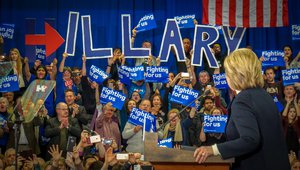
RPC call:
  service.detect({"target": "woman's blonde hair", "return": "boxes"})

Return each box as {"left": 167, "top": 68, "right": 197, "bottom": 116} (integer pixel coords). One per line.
{"left": 9, "top": 48, "right": 23, "bottom": 74}
{"left": 168, "top": 108, "right": 180, "bottom": 120}
{"left": 224, "top": 48, "right": 264, "bottom": 90}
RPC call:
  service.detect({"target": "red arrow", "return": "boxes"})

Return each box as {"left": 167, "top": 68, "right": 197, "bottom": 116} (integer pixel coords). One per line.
{"left": 25, "top": 22, "right": 65, "bottom": 57}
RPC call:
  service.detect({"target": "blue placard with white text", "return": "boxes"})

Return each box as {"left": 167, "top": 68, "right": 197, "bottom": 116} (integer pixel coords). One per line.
{"left": 282, "top": 68, "right": 300, "bottom": 86}
{"left": 128, "top": 107, "right": 156, "bottom": 132}
{"left": 174, "top": 14, "right": 195, "bottom": 29}
{"left": 213, "top": 73, "right": 228, "bottom": 89}
{"left": 117, "top": 66, "right": 131, "bottom": 86}
{"left": 0, "top": 23, "right": 14, "bottom": 39}
{"left": 145, "top": 66, "right": 168, "bottom": 83}
{"left": 0, "top": 75, "right": 19, "bottom": 92}
{"left": 36, "top": 46, "right": 46, "bottom": 65}
{"left": 88, "top": 65, "right": 109, "bottom": 84}
{"left": 291, "top": 24, "right": 300, "bottom": 41}
{"left": 261, "top": 50, "right": 285, "bottom": 67}
{"left": 129, "top": 65, "right": 144, "bottom": 81}
{"left": 203, "top": 115, "right": 228, "bottom": 133}
{"left": 273, "top": 96, "right": 284, "bottom": 113}
{"left": 136, "top": 13, "right": 157, "bottom": 32}
{"left": 100, "top": 87, "right": 126, "bottom": 110}
{"left": 170, "top": 85, "right": 200, "bottom": 107}
{"left": 158, "top": 138, "right": 173, "bottom": 148}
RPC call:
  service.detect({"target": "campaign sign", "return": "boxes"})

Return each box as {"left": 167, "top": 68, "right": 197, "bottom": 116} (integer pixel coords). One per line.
{"left": 273, "top": 96, "right": 284, "bottom": 113}
{"left": 100, "top": 87, "right": 126, "bottom": 110}
{"left": 136, "top": 13, "right": 157, "bottom": 32}
{"left": 0, "top": 23, "right": 14, "bottom": 39}
{"left": 88, "top": 65, "right": 109, "bottom": 84}
{"left": 128, "top": 107, "right": 156, "bottom": 132}
{"left": 158, "top": 137, "right": 173, "bottom": 148}
{"left": 117, "top": 66, "right": 131, "bottom": 86}
{"left": 282, "top": 68, "right": 300, "bottom": 86}
{"left": 145, "top": 66, "right": 168, "bottom": 83}
{"left": 170, "top": 85, "right": 200, "bottom": 107}
{"left": 174, "top": 14, "right": 195, "bottom": 29}
{"left": 261, "top": 50, "right": 285, "bottom": 67}
{"left": 36, "top": 46, "right": 46, "bottom": 64}
{"left": 0, "top": 75, "right": 19, "bottom": 92}
{"left": 129, "top": 66, "right": 144, "bottom": 81}
{"left": 203, "top": 115, "right": 228, "bottom": 133}
{"left": 212, "top": 73, "right": 228, "bottom": 89}
{"left": 292, "top": 24, "right": 300, "bottom": 41}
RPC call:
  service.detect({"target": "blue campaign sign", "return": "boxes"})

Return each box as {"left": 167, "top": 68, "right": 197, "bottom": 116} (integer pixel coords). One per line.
{"left": 273, "top": 96, "right": 284, "bottom": 113}
{"left": 88, "top": 65, "right": 109, "bottom": 84}
{"left": 35, "top": 46, "right": 47, "bottom": 65}
{"left": 0, "top": 23, "right": 15, "bottom": 39}
{"left": 158, "top": 137, "right": 173, "bottom": 148}
{"left": 261, "top": 50, "right": 285, "bottom": 67}
{"left": 212, "top": 73, "right": 228, "bottom": 89}
{"left": 129, "top": 65, "right": 144, "bottom": 81}
{"left": 117, "top": 66, "right": 131, "bottom": 85}
{"left": 174, "top": 14, "right": 195, "bottom": 29}
{"left": 282, "top": 68, "right": 300, "bottom": 86}
{"left": 291, "top": 24, "right": 300, "bottom": 41}
{"left": 136, "top": 13, "right": 157, "bottom": 32}
{"left": 170, "top": 85, "right": 200, "bottom": 107}
{"left": 203, "top": 115, "right": 228, "bottom": 133}
{"left": 0, "top": 75, "right": 19, "bottom": 92}
{"left": 145, "top": 66, "right": 169, "bottom": 83}
{"left": 100, "top": 87, "right": 127, "bottom": 110}
{"left": 128, "top": 108, "right": 156, "bottom": 132}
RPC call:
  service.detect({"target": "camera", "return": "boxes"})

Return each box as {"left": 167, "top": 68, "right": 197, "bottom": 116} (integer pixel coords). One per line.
{"left": 181, "top": 72, "right": 190, "bottom": 78}
{"left": 102, "top": 138, "right": 113, "bottom": 145}
{"left": 116, "top": 153, "right": 129, "bottom": 160}
{"left": 87, "top": 135, "right": 102, "bottom": 144}
{"left": 72, "top": 72, "right": 81, "bottom": 77}
{"left": 67, "top": 136, "right": 77, "bottom": 152}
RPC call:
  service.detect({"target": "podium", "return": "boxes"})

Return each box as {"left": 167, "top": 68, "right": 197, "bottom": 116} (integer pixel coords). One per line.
{"left": 144, "top": 132, "right": 234, "bottom": 170}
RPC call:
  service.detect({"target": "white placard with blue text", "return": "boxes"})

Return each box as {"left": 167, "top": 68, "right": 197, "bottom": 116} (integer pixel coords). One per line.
{"left": 128, "top": 107, "right": 156, "bottom": 132}
{"left": 213, "top": 73, "right": 228, "bottom": 89}
{"left": 100, "top": 87, "right": 126, "bottom": 110}
{"left": 174, "top": 14, "right": 195, "bottom": 29}
{"left": 0, "top": 75, "right": 19, "bottom": 92}
{"left": 261, "top": 50, "right": 285, "bottom": 67}
{"left": 282, "top": 68, "right": 300, "bottom": 86}
{"left": 136, "top": 13, "right": 157, "bottom": 32}
{"left": 145, "top": 66, "right": 168, "bottom": 83}
{"left": 292, "top": 24, "right": 300, "bottom": 41}
{"left": 203, "top": 115, "right": 228, "bottom": 133}
{"left": 129, "top": 65, "right": 144, "bottom": 81}
{"left": 0, "top": 23, "right": 14, "bottom": 39}
{"left": 88, "top": 65, "right": 109, "bottom": 84}
{"left": 158, "top": 137, "right": 173, "bottom": 148}
{"left": 170, "top": 85, "right": 200, "bottom": 107}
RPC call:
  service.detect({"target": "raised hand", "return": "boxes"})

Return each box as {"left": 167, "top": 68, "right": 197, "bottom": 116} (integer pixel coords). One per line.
{"left": 48, "top": 145, "right": 63, "bottom": 162}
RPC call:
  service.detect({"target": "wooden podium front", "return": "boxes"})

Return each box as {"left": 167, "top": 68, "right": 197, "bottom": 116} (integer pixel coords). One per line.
{"left": 144, "top": 132, "right": 234, "bottom": 170}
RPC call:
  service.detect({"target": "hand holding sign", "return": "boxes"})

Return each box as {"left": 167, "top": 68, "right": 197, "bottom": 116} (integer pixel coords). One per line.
{"left": 134, "top": 125, "right": 142, "bottom": 133}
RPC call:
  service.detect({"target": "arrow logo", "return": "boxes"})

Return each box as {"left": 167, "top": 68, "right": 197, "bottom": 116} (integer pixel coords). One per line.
{"left": 25, "top": 22, "right": 65, "bottom": 57}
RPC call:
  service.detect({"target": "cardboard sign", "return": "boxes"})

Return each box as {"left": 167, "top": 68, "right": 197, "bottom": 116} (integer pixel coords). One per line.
{"left": 282, "top": 68, "right": 300, "bottom": 86}
{"left": 117, "top": 66, "right": 131, "bottom": 85}
{"left": 0, "top": 23, "right": 14, "bottom": 39}
{"left": 273, "top": 96, "right": 284, "bottom": 113}
{"left": 170, "top": 85, "right": 200, "bottom": 107}
{"left": 145, "top": 66, "right": 168, "bottom": 83}
{"left": 0, "top": 75, "right": 19, "bottom": 92}
{"left": 261, "top": 50, "right": 285, "bottom": 67}
{"left": 136, "top": 13, "right": 157, "bottom": 32}
{"left": 128, "top": 107, "right": 156, "bottom": 132}
{"left": 129, "top": 65, "right": 144, "bottom": 81}
{"left": 213, "top": 73, "right": 228, "bottom": 89}
{"left": 292, "top": 24, "right": 300, "bottom": 41}
{"left": 88, "top": 65, "right": 109, "bottom": 84}
{"left": 174, "top": 14, "right": 195, "bottom": 29}
{"left": 100, "top": 87, "right": 126, "bottom": 110}
{"left": 158, "top": 137, "right": 173, "bottom": 148}
{"left": 203, "top": 115, "right": 228, "bottom": 133}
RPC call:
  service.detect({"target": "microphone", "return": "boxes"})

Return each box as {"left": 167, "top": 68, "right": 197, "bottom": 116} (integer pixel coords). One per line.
{"left": 157, "top": 90, "right": 211, "bottom": 131}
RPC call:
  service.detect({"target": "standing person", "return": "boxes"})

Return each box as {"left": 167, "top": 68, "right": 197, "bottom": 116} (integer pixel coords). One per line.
{"left": 194, "top": 48, "right": 290, "bottom": 169}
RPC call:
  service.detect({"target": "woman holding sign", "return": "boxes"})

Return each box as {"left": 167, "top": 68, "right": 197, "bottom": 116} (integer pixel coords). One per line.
{"left": 194, "top": 49, "right": 290, "bottom": 169}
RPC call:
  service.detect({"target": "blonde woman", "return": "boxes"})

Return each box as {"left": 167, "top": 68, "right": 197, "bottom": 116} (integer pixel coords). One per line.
{"left": 162, "top": 109, "right": 183, "bottom": 146}
{"left": 9, "top": 48, "right": 25, "bottom": 89}
{"left": 194, "top": 48, "right": 290, "bottom": 169}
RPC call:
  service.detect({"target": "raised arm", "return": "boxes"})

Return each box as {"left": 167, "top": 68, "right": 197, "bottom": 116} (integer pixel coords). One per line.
{"left": 50, "top": 58, "right": 58, "bottom": 80}
{"left": 59, "top": 52, "right": 68, "bottom": 72}
{"left": 23, "top": 57, "right": 31, "bottom": 82}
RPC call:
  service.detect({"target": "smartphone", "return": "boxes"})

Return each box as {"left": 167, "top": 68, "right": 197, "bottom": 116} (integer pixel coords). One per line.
{"left": 181, "top": 72, "right": 190, "bottom": 78}
{"left": 87, "top": 135, "right": 102, "bottom": 144}
{"left": 66, "top": 136, "right": 77, "bottom": 152}
{"left": 20, "top": 150, "right": 33, "bottom": 160}
{"left": 116, "top": 153, "right": 129, "bottom": 160}
{"left": 102, "top": 138, "right": 113, "bottom": 145}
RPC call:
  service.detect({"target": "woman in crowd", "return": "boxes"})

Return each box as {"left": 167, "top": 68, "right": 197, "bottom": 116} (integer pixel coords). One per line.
{"left": 162, "top": 109, "right": 183, "bottom": 146}
{"left": 9, "top": 48, "right": 25, "bottom": 92}
{"left": 150, "top": 93, "right": 166, "bottom": 126}
{"left": 0, "top": 97, "right": 10, "bottom": 154}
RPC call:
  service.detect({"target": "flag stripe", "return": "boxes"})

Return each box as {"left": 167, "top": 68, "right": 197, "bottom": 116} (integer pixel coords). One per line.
{"left": 282, "top": 0, "right": 289, "bottom": 26}
{"left": 222, "top": 0, "right": 230, "bottom": 26}
{"left": 215, "top": 0, "right": 223, "bottom": 25}
{"left": 236, "top": 0, "right": 243, "bottom": 27}
{"left": 263, "top": 0, "right": 270, "bottom": 27}
{"left": 256, "top": 0, "right": 264, "bottom": 27}
{"left": 277, "top": 0, "right": 283, "bottom": 26}
{"left": 243, "top": 0, "right": 250, "bottom": 27}
{"left": 202, "top": 0, "right": 209, "bottom": 24}
{"left": 249, "top": 0, "right": 257, "bottom": 27}
{"left": 270, "top": 0, "right": 277, "bottom": 27}
{"left": 209, "top": 0, "right": 216, "bottom": 25}
{"left": 229, "top": 0, "right": 236, "bottom": 26}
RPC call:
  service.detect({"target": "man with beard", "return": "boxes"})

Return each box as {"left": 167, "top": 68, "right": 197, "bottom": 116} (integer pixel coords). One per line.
{"left": 263, "top": 67, "right": 283, "bottom": 100}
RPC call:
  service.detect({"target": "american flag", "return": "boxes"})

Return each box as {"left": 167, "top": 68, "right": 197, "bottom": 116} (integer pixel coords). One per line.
{"left": 202, "top": 0, "right": 289, "bottom": 27}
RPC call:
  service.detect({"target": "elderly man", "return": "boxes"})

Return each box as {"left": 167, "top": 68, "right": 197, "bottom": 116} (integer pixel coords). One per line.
{"left": 45, "top": 102, "right": 81, "bottom": 159}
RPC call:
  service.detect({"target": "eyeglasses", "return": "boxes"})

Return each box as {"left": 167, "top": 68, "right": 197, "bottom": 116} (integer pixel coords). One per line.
{"left": 58, "top": 108, "right": 69, "bottom": 111}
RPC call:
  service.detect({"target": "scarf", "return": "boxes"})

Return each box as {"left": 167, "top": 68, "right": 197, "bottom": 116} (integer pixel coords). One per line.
{"left": 163, "top": 122, "right": 183, "bottom": 142}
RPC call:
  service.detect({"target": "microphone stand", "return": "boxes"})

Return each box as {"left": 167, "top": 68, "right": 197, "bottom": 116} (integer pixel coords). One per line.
{"left": 157, "top": 90, "right": 210, "bottom": 131}
{"left": 12, "top": 102, "right": 24, "bottom": 170}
